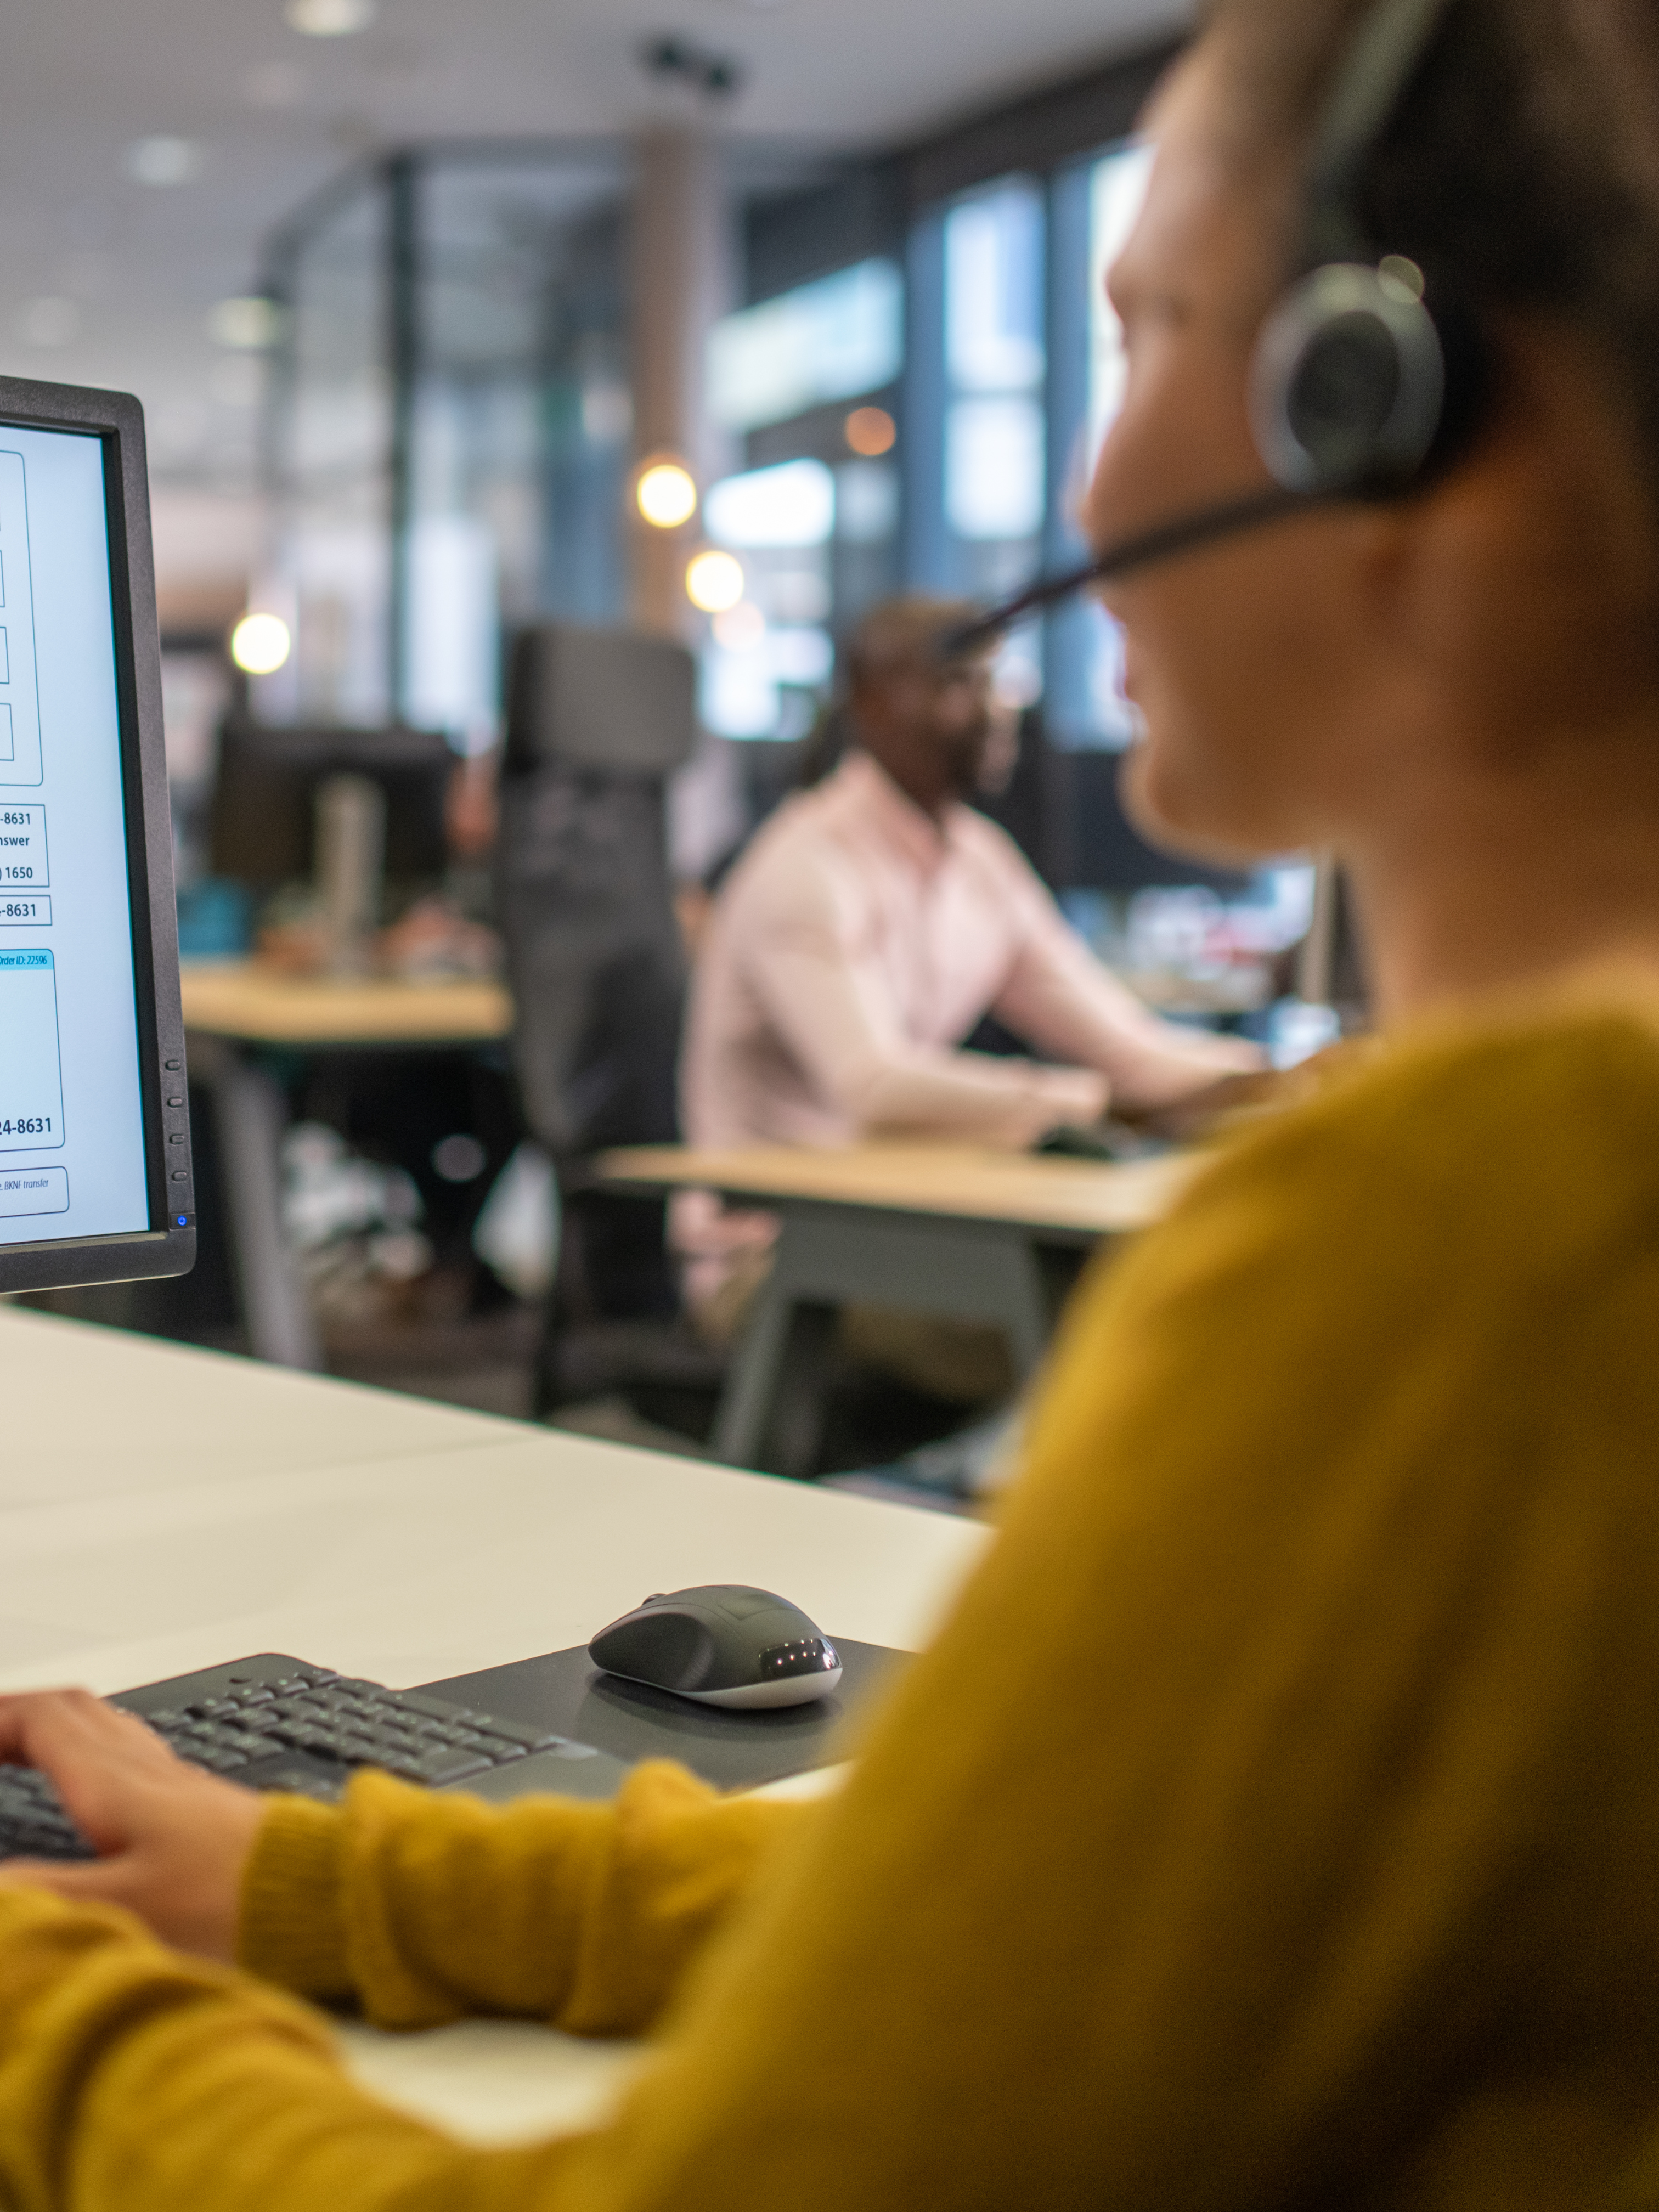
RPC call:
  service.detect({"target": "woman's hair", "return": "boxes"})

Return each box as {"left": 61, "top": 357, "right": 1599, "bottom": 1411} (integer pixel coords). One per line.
{"left": 1203, "top": 0, "right": 1659, "bottom": 493}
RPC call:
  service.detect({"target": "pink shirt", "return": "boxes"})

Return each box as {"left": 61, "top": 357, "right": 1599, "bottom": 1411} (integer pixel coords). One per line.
{"left": 681, "top": 751, "right": 1259, "bottom": 1155}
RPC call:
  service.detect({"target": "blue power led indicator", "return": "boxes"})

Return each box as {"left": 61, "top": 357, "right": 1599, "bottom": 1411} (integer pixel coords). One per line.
{"left": 176, "top": 1215, "right": 188, "bottom": 1227}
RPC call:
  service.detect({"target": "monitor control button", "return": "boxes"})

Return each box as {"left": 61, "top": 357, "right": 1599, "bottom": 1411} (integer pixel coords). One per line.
{"left": 164, "top": 1059, "right": 182, "bottom": 1071}
{"left": 170, "top": 1169, "right": 188, "bottom": 1182}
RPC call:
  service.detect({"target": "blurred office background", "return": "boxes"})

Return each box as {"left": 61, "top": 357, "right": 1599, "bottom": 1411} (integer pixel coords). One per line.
{"left": 1, "top": 0, "right": 1331, "bottom": 1461}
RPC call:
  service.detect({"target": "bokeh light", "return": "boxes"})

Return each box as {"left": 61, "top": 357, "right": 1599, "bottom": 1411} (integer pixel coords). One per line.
{"left": 686, "top": 550, "right": 746, "bottom": 613}
{"left": 845, "top": 405, "right": 897, "bottom": 457}
{"left": 636, "top": 460, "right": 699, "bottom": 529}
{"left": 229, "top": 612, "right": 292, "bottom": 675}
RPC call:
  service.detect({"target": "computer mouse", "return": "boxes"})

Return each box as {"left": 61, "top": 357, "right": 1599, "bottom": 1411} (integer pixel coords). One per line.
{"left": 588, "top": 1585, "right": 842, "bottom": 1709}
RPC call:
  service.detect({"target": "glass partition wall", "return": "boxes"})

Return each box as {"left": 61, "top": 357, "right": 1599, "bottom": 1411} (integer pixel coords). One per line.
{"left": 255, "top": 131, "right": 1163, "bottom": 755}
{"left": 257, "top": 176, "right": 395, "bottom": 728}
{"left": 257, "top": 143, "right": 632, "bottom": 743}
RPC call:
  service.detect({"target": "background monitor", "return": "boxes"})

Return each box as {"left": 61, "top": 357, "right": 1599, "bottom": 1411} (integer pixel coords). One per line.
{"left": 1037, "top": 748, "right": 1251, "bottom": 896}
{"left": 208, "top": 719, "right": 452, "bottom": 893}
{"left": 0, "top": 374, "right": 194, "bottom": 1297}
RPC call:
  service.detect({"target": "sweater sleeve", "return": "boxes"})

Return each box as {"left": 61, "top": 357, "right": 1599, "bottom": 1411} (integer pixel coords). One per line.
{"left": 4, "top": 1008, "right": 1659, "bottom": 2210}
{"left": 239, "top": 1759, "right": 803, "bottom": 2035}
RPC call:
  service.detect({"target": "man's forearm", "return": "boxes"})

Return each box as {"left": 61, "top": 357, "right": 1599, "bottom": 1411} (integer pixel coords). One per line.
{"left": 839, "top": 1046, "right": 1107, "bottom": 1146}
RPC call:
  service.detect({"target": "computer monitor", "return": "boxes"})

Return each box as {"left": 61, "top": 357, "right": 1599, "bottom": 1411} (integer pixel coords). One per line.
{"left": 1046, "top": 747, "right": 1251, "bottom": 896}
{"left": 0, "top": 375, "right": 194, "bottom": 1298}
{"left": 208, "top": 719, "right": 452, "bottom": 894}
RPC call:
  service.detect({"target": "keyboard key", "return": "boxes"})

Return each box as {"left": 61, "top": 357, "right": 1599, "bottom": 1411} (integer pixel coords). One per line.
{"left": 396, "top": 1692, "right": 487, "bottom": 1726}
{"left": 471, "top": 1717, "right": 575, "bottom": 1752}
{"left": 330, "top": 1737, "right": 385, "bottom": 1766}
{"left": 398, "top": 1745, "right": 494, "bottom": 1785}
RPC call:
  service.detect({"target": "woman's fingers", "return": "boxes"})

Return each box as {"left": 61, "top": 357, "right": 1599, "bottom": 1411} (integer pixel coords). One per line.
{"left": 0, "top": 1690, "right": 177, "bottom": 1778}
{"left": 2, "top": 1759, "right": 268, "bottom": 1960}
{"left": 0, "top": 1691, "right": 187, "bottom": 1852}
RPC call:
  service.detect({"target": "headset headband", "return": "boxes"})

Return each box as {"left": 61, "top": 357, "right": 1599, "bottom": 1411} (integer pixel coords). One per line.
{"left": 1302, "top": 0, "right": 1457, "bottom": 264}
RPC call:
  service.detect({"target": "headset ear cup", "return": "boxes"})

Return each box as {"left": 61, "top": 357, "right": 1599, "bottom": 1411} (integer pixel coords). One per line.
{"left": 1252, "top": 263, "right": 1447, "bottom": 495}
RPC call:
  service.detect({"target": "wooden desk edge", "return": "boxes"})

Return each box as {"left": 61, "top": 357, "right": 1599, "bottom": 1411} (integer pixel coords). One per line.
{"left": 596, "top": 1144, "right": 1197, "bottom": 1237}
{"left": 179, "top": 964, "right": 514, "bottom": 1047}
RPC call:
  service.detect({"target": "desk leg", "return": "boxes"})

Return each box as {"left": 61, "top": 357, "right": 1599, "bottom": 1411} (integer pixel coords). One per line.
{"left": 711, "top": 1210, "right": 1061, "bottom": 1479}
{"left": 202, "top": 1044, "right": 323, "bottom": 1373}
{"left": 712, "top": 1284, "right": 837, "bottom": 1479}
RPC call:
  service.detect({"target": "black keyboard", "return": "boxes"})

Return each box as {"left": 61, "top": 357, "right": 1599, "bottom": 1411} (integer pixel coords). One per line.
{"left": 0, "top": 1652, "right": 627, "bottom": 1863}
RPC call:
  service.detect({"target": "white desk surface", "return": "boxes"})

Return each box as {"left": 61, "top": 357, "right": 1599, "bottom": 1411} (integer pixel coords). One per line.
{"left": 0, "top": 1305, "right": 989, "bottom": 2143}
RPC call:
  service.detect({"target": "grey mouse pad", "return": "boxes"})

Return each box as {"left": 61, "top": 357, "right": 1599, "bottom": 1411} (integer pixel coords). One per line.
{"left": 417, "top": 1638, "right": 905, "bottom": 1792}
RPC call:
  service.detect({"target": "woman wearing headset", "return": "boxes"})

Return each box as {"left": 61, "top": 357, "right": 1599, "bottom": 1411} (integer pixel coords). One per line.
{"left": 3, "top": 2, "right": 1659, "bottom": 2203}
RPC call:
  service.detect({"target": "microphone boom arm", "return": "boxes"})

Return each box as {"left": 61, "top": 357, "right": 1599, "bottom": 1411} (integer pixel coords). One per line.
{"left": 941, "top": 483, "right": 1325, "bottom": 656}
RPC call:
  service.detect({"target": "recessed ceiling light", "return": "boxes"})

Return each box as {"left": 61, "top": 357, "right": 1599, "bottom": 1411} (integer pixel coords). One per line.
{"left": 286, "top": 0, "right": 376, "bottom": 37}
{"left": 16, "top": 297, "right": 80, "bottom": 348}
{"left": 208, "top": 296, "right": 283, "bottom": 351}
{"left": 127, "top": 136, "right": 202, "bottom": 188}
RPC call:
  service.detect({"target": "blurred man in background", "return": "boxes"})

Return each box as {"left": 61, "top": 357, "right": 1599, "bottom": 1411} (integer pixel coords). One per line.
{"left": 676, "top": 595, "right": 1262, "bottom": 1352}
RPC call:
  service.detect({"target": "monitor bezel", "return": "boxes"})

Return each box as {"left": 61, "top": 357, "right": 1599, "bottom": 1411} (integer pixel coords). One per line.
{"left": 0, "top": 374, "right": 196, "bottom": 1296}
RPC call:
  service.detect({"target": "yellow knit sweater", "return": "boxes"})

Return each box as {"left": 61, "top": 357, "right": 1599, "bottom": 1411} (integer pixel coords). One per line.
{"left": 5, "top": 993, "right": 1659, "bottom": 2209}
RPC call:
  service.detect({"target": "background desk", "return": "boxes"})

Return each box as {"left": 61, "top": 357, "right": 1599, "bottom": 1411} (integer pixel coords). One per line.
{"left": 182, "top": 961, "right": 514, "bottom": 1373}
{"left": 0, "top": 1304, "right": 986, "bottom": 2141}
{"left": 600, "top": 1143, "right": 1194, "bottom": 1476}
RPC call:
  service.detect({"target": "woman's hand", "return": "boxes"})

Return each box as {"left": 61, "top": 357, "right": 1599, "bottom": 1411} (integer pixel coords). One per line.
{"left": 0, "top": 1691, "right": 268, "bottom": 1962}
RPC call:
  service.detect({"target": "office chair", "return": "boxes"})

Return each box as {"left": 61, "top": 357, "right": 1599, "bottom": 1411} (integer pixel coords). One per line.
{"left": 496, "top": 622, "right": 725, "bottom": 1424}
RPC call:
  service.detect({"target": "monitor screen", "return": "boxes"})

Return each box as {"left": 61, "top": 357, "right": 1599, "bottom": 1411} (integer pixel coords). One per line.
{"left": 0, "top": 379, "right": 193, "bottom": 1295}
